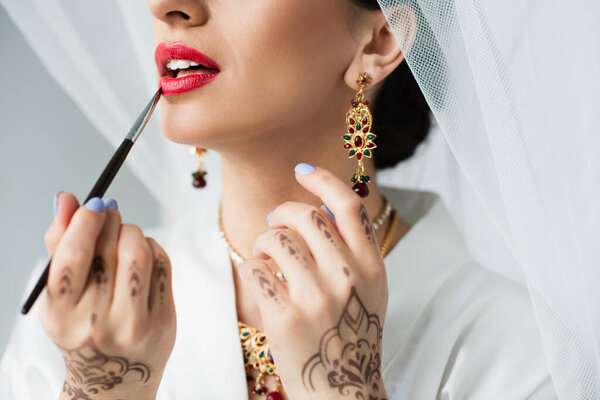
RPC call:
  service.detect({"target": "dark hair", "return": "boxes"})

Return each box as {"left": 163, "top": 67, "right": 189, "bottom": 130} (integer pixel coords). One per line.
{"left": 349, "top": 0, "right": 431, "bottom": 170}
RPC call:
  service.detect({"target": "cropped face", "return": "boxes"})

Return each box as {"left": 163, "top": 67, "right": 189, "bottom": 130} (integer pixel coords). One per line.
{"left": 149, "top": 0, "right": 366, "bottom": 150}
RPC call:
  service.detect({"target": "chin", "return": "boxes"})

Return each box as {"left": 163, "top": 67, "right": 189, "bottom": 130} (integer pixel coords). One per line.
{"left": 159, "top": 100, "right": 220, "bottom": 146}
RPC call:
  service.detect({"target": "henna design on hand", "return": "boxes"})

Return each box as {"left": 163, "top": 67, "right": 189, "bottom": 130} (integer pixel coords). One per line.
{"left": 301, "top": 286, "right": 386, "bottom": 400}
{"left": 359, "top": 204, "right": 375, "bottom": 246}
{"left": 311, "top": 210, "right": 338, "bottom": 248}
{"left": 60, "top": 338, "right": 150, "bottom": 400}
{"left": 59, "top": 267, "right": 73, "bottom": 295}
{"left": 275, "top": 230, "right": 311, "bottom": 268}
{"left": 155, "top": 256, "right": 168, "bottom": 304}
{"left": 129, "top": 263, "right": 141, "bottom": 298}
{"left": 91, "top": 256, "right": 107, "bottom": 287}
{"left": 252, "top": 268, "right": 283, "bottom": 307}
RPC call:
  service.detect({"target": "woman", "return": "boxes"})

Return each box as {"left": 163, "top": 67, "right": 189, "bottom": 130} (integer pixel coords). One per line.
{"left": 1, "top": 0, "right": 557, "bottom": 398}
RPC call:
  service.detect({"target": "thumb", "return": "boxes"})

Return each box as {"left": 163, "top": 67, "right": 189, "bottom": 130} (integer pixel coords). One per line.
{"left": 44, "top": 191, "right": 80, "bottom": 256}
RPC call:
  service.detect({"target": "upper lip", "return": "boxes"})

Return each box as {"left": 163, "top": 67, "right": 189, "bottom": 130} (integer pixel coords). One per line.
{"left": 155, "top": 41, "right": 221, "bottom": 78}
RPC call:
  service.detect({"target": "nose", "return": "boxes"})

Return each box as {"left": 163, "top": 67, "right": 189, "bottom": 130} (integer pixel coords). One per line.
{"left": 148, "top": 0, "right": 208, "bottom": 28}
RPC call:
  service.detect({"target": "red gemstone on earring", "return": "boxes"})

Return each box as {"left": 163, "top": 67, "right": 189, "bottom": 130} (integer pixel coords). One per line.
{"left": 365, "top": 100, "right": 369, "bottom": 105}
{"left": 349, "top": 117, "right": 355, "bottom": 125}
{"left": 354, "top": 135, "right": 363, "bottom": 147}
{"left": 357, "top": 152, "right": 363, "bottom": 160}
{"left": 343, "top": 143, "right": 352, "bottom": 149}
{"left": 362, "top": 117, "right": 368, "bottom": 125}
{"left": 193, "top": 175, "right": 206, "bottom": 188}
{"left": 363, "top": 126, "right": 370, "bottom": 133}
{"left": 367, "top": 142, "right": 376, "bottom": 148}
{"left": 348, "top": 127, "right": 354, "bottom": 134}
{"left": 352, "top": 182, "right": 369, "bottom": 197}
{"left": 267, "top": 392, "right": 283, "bottom": 400}
{"left": 351, "top": 99, "right": 358, "bottom": 107}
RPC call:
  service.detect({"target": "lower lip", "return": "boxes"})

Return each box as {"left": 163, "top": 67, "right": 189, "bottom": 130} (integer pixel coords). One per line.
{"left": 160, "top": 73, "right": 220, "bottom": 95}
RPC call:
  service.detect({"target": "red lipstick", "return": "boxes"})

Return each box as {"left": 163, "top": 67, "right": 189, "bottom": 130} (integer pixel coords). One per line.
{"left": 155, "top": 41, "right": 221, "bottom": 96}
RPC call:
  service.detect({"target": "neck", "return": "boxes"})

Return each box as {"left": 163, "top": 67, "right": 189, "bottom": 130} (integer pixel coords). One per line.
{"left": 218, "top": 117, "right": 385, "bottom": 261}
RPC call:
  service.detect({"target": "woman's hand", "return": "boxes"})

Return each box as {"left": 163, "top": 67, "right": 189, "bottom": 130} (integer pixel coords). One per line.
{"left": 40, "top": 192, "right": 176, "bottom": 400}
{"left": 240, "top": 164, "right": 389, "bottom": 400}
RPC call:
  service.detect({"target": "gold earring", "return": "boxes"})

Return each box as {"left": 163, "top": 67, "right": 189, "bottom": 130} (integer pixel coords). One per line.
{"left": 343, "top": 72, "right": 376, "bottom": 197}
{"left": 190, "top": 146, "right": 208, "bottom": 188}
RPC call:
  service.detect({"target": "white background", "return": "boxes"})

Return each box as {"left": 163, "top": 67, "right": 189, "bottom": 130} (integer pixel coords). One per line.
{"left": 0, "top": 5, "right": 159, "bottom": 355}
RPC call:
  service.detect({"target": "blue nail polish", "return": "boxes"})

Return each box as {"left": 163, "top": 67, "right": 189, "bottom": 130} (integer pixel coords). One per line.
{"left": 267, "top": 211, "right": 273, "bottom": 222}
{"left": 53, "top": 191, "right": 64, "bottom": 216}
{"left": 85, "top": 197, "right": 105, "bottom": 213}
{"left": 294, "top": 163, "right": 316, "bottom": 176}
{"left": 320, "top": 205, "right": 336, "bottom": 221}
{"left": 104, "top": 198, "right": 119, "bottom": 211}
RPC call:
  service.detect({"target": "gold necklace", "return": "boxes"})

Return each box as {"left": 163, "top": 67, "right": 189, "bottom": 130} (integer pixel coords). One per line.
{"left": 223, "top": 199, "right": 399, "bottom": 398}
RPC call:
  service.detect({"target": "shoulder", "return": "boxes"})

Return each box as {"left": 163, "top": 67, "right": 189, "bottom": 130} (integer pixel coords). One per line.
{"left": 443, "top": 264, "right": 554, "bottom": 399}
{"left": 378, "top": 187, "right": 555, "bottom": 399}
{"left": 384, "top": 258, "right": 555, "bottom": 399}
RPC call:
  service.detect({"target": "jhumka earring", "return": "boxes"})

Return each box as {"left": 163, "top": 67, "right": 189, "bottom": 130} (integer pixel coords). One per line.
{"left": 190, "top": 146, "right": 208, "bottom": 188}
{"left": 343, "top": 72, "right": 376, "bottom": 198}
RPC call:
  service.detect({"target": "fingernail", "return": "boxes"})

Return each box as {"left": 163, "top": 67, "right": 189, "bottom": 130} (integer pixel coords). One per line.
{"left": 104, "top": 198, "right": 119, "bottom": 211}
{"left": 320, "top": 205, "right": 336, "bottom": 221}
{"left": 53, "top": 191, "right": 64, "bottom": 216}
{"left": 85, "top": 197, "right": 105, "bottom": 213}
{"left": 267, "top": 211, "right": 273, "bottom": 222}
{"left": 294, "top": 163, "right": 316, "bottom": 176}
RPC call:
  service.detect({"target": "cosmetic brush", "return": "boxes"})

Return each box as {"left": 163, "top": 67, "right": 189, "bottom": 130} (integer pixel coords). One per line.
{"left": 21, "top": 87, "right": 162, "bottom": 315}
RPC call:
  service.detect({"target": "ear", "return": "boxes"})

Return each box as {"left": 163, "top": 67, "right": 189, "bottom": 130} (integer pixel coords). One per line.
{"left": 344, "top": 5, "right": 417, "bottom": 91}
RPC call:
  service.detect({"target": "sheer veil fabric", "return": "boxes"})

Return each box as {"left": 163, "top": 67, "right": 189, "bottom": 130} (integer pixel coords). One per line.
{"left": 1, "top": 0, "right": 598, "bottom": 398}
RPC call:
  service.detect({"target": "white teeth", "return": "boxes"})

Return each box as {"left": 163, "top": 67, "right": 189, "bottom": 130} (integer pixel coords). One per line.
{"left": 166, "top": 59, "right": 202, "bottom": 71}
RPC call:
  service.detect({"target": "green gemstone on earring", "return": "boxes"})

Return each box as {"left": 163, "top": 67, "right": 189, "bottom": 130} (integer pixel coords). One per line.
{"left": 351, "top": 176, "right": 357, "bottom": 183}
{"left": 364, "top": 176, "right": 371, "bottom": 182}
{"left": 242, "top": 332, "right": 249, "bottom": 337}
{"left": 364, "top": 149, "right": 371, "bottom": 157}
{"left": 259, "top": 351, "right": 264, "bottom": 358}
{"left": 349, "top": 149, "right": 356, "bottom": 157}
{"left": 357, "top": 123, "right": 362, "bottom": 130}
{"left": 269, "top": 368, "right": 273, "bottom": 373}
{"left": 367, "top": 134, "right": 375, "bottom": 140}
{"left": 343, "top": 134, "right": 351, "bottom": 140}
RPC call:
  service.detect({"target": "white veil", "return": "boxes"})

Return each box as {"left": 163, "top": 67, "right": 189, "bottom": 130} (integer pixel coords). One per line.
{"left": 1, "top": 0, "right": 598, "bottom": 398}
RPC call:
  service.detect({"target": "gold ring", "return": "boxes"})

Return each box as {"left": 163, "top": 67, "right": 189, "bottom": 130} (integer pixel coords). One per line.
{"left": 273, "top": 271, "right": 286, "bottom": 282}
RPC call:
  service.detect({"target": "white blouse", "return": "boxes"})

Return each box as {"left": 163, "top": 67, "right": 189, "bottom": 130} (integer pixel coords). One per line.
{"left": 1, "top": 187, "right": 557, "bottom": 399}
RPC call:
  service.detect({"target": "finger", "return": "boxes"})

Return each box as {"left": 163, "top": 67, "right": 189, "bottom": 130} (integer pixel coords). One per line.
{"left": 252, "top": 228, "right": 320, "bottom": 300}
{"left": 146, "top": 238, "right": 174, "bottom": 315}
{"left": 293, "top": 164, "right": 378, "bottom": 256}
{"left": 239, "top": 259, "right": 289, "bottom": 321}
{"left": 77, "top": 204, "right": 122, "bottom": 314}
{"left": 268, "top": 201, "right": 349, "bottom": 287}
{"left": 47, "top": 197, "right": 107, "bottom": 303}
{"left": 44, "top": 191, "right": 80, "bottom": 256}
{"left": 112, "top": 224, "right": 153, "bottom": 319}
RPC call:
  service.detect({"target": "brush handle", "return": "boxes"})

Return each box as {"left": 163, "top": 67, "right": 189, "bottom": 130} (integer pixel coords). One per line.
{"left": 21, "top": 139, "right": 134, "bottom": 315}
